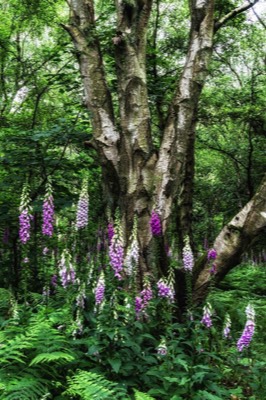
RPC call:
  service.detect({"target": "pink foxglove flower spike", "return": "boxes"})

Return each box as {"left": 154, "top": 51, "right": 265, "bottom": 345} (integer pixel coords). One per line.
{"left": 76, "top": 177, "right": 89, "bottom": 229}
{"left": 19, "top": 182, "right": 32, "bottom": 244}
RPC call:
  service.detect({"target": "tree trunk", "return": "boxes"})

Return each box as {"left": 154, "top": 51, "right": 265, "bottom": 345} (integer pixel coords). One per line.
{"left": 193, "top": 175, "right": 266, "bottom": 303}
{"left": 65, "top": 0, "right": 261, "bottom": 288}
{"left": 177, "top": 132, "right": 195, "bottom": 251}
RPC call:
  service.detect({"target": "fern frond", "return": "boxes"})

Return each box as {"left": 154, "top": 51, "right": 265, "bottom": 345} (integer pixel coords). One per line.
{"left": 65, "top": 370, "right": 128, "bottom": 399}
{"left": 134, "top": 390, "right": 156, "bottom": 400}
{"left": 26, "top": 320, "right": 68, "bottom": 353}
{"left": 0, "top": 374, "right": 48, "bottom": 400}
{"left": 29, "top": 351, "right": 75, "bottom": 366}
{"left": 0, "top": 334, "right": 32, "bottom": 365}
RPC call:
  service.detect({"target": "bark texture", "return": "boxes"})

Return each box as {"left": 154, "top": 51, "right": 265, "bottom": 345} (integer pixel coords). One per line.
{"left": 193, "top": 175, "right": 266, "bottom": 303}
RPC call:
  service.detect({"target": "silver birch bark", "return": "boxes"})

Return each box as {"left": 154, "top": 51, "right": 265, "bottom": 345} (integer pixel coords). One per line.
{"left": 193, "top": 175, "right": 266, "bottom": 303}
{"left": 65, "top": 0, "right": 263, "bottom": 291}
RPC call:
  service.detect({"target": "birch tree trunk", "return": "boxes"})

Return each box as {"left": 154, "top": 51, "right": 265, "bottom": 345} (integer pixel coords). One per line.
{"left": 64, "top": 0, "right": 215, "bottom": 278}
{"left": 193, "top": 175, "right": 266, "bottom": 303}
{"left": 64, "top": 0, "right": 262, "bottom": 290}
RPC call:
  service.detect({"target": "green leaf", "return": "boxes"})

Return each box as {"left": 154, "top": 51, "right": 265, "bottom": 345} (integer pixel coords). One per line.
{"left": 107, "top": 358, "right": 122, "bottom": 373}
{"left": 134, "top": 389, "right": 156, "bottom": 400}
{"left": 179, "top": 377, "right": 190, "bottom": 386}
{"left": 196, "top": 390, "right": 224, "bottom": 400}
{"left": 173, "top": 358, "right": 189, "bottom": 371}
{"left": 164, "top": 377, "right": 180, "bottom": 383}
{"left": 29, "top": 352, "right": 74, "bottom": 366}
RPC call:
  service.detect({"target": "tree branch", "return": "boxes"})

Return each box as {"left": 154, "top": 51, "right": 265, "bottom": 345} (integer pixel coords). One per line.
{"left": 155, "top": 0, "right": 215, "bottom": 225}
{"left": 214, "top": 0, "right": 261, "bottom": 32}
{"left": 64, "top": 0, "right": 120, "bottom": 175}
{"left": 193, "top": 174, "right": 266, "bottom": 303}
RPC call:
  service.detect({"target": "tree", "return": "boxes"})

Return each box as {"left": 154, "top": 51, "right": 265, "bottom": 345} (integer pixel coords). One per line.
{"left": 64, "top": 0, "right": 265, "bottom": 288}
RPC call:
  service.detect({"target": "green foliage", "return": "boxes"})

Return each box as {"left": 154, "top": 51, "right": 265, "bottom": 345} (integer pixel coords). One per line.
{"left": 0, "top": 375, "right": 49, "bottom": 400}
{"left": 1, "top": 264, "right": 266, "bottom": 399}
{"left": 134, "top": 390, "right": 156, "bottom": 400}
{"left": 0, "top": 309, "right": 76, "bottom": 399}
{"left": 65, "top": 371, "right": 127, "bottom": 399}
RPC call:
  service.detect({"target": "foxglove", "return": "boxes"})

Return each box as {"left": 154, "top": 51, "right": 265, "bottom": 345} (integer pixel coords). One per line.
{"left": 201, "top": 302, "right": 213, "bottom": 328}
{"left": 76, "top": 283, "right": 86, "bottom": 309}
{"left": 141, "top": 286, "right": 153, "bottom": 306}
{"left": 157, "top": 279, "right": 174, "bottom": 301}
{"left": 157, "top": 338, "right": 167, "bottom": 356}
{"left": 124, "top": 216, "right": 139, "bottom": 276}
{"left": 95, "top": 272, "right": 105, "bottom": 305}
{"left": 43, "top": 247, "right": 49, "bottom": 255}
{"left": 109, "top": 213, "right": 124, "bottom": 279}
{"left": 51, "top": 274, "right": 57, "bottom": 287}
{"left": 237, "top": 304, "right": 255, "bottom": 352}
{"left": 135, "top": 296, "right": 143, "bottom": 317}
{"left": 59, "top": 249, "right": 76, "bottom": 288}
{"left": 76, "top": 178, "right": 89, "bottom": 229}
{"left": 42, "top": 178, "right": 54, "bottom": 237}
{"left": 107, "top": 222, "right": 115, "bottom": 243}
{"left": 150, "top": 210, "right": 162, "bottom": 236}
{"left": 135, "top": 281, "right": 153, "bottom": 318}
{"left": 182, "top": 237, "right": 194, "bottom": 272}
{"left": 208, "top": 248, "right": 217, "bottom": 260}
{"left": 223, "top": 313, "right": 231, "bottom": 339}
{"left": 19, "top": 182, "right": 32, "bottom": 244}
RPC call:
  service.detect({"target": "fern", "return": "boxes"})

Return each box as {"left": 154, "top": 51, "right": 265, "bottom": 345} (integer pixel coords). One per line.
{"left": 0, "top": 309, "right": 75, "bottom": 399}
{"left": 0, "top": 374, "right": 48, "bottom": 400}
{"left": 134, "top": 390, "right": 156, "bottom": 400}
{"left": 65, "top": 370, "right": 128, "bottom": 399}
{"left": 0, "top": 333, "right": 32, "bottom": 365}
{"left": 29, "top": 351, "right": 75, "bottom": 366}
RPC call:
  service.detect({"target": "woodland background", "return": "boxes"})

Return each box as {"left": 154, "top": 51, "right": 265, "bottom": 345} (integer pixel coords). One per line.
{"left": 0, "top": 0, "right": 265, "bottom": 399}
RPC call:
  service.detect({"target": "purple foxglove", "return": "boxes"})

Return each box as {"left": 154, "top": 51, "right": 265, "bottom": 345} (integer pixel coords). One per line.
{"left": 109, "top": 214, "right": 124, "bottom": 279}
{"left": 42, "top": 196, "right": 54, "bottom": 236}
{"left": 19, "top": 210, "right": 31, "bottom": 244}
{"left": 141, "top": 286, "right": 153, "bottom": 306}
{"left": 237, "top": 304, "right": 255, "bottom": 352}
{"left": 124, "top": 217, "right": 139, "bottom": 276}
{"left": 43, "top": 247, "right": 49, "bottom": 255}
{"left": 59, "top": 249, "right": 76, "bottom": 288}
{"left": 209, "top": 263, "right": 217, "bottom": 275}
{"left": 107, "top": 222, "right": 115, "bottom": 243}
{"left": 135, "top": 296, "right": 143, "bottom": 317}
{"left": 42, "top": 177, "right": 54, "bottom": 237}
{"left": 157, "top": 279, "right": 174, "bottom": 301}
{"left": 165, "top": 243, "right": 172, "bottom": 258}
{"left": 51, "top": 274, "right": 57, "bottom": 287}
{"left": 223, "top": 313, "right": 231, "bottom": 339}
{"left": 201, "top": 302, "right": 213, "bottom": 328}
{"left": 207, "top": 248, "right": 217, "bottom": 260}
{"left": 135, "top": 283, "right": 153, "bottom": 318}
{"left": 95, "top": 273, "right": 105, "bottom": 305}
{"left": 42, "top": 286, "right": 50, "bottom": 297}
{"left": 150, "top": 210, "right": 162, "bottom": 236}
{"left": 76, "top": 178, "right": 89, "bottom": 229}
{"left": 182, "top": 237, "right": 194, "bottom": 272}
{"left": 157, "top": 339, "right": 167, "bottom": 356}
{"left": 19, "top": 183, "right": 32, "bottom": 244}
{"left": 76, "top": 283, "right": 86, "bottom": 309}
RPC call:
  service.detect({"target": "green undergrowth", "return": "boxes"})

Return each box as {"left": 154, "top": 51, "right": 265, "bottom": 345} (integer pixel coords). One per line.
{"left": 0, "top": 263, "right": 266, "bottom": 399}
